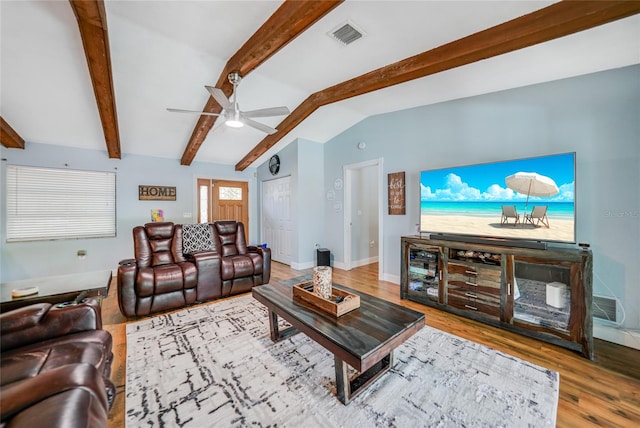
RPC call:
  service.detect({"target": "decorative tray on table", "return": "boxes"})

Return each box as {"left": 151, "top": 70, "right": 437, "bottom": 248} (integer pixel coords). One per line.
{"left": 292, "top": 281, "right": 360, "bottom": 317}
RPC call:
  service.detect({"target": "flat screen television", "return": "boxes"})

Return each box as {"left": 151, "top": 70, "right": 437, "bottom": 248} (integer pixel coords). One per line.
{"left": 420, "top": 152, "right": 576, "bottom": 245}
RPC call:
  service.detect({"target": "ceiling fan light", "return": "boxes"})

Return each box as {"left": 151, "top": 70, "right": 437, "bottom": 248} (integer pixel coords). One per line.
{"left": 226, "top": 119, "right": 244, "bottom": 128}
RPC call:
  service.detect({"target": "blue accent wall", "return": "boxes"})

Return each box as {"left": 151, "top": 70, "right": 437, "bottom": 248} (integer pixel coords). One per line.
{"left": 319, "top": 64, "right": 639, "bottom": 333}
{"left": 0, "top": 145, "right": 257, "bottom": 281}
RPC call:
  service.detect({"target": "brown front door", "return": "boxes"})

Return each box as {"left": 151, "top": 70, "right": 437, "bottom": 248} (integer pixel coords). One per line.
{"left": 197, "top": 178, "right": 249, "bottom": 230}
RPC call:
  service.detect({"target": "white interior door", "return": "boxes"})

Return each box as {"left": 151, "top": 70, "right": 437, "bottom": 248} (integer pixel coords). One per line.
{"left": 262, "top": 176, "right": 293, "bottom": 265}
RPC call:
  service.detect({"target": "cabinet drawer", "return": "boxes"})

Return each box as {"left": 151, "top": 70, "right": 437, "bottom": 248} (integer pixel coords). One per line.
{"left": 448, "top": 263, "right": 477, "bottom": 276}
{"left": 448, "top": 263, "right": 478, "bottom": 289}
{"left": 448, "top": 288, "right": 500, "bottom": 304}
{"left": 448, "top": 294, "right": 500, "bottom": 318}
{"left": 448, "top": 262, "right": 500, "bottom": 290}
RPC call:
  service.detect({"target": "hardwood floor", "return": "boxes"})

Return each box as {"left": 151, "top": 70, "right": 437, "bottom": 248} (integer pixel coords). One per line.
{"left": 103, "top": 262, "right": 640, "bottom": 427}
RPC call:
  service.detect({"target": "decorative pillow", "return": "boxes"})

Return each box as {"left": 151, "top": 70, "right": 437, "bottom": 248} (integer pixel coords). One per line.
{"left": 182, "top": 223, "right": 214, "bottom": 254}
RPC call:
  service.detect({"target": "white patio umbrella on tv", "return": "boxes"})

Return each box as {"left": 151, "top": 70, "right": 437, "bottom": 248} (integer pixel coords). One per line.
{"left": 505, "top": 172, "right": 559, "bottom": 213}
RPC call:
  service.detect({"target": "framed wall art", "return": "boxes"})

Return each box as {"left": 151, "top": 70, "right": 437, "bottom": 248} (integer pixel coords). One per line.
{"left": 388, "top": 171, "right": 405, "bottom": 215}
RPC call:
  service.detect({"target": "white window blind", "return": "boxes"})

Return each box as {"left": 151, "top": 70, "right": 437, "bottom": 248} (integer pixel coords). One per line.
{"left": 6, "top": 165, "right": 116, "bottom": 242}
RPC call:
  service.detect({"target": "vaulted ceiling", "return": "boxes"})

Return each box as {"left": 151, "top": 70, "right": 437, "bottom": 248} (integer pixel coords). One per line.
{"left": 2, "top": 1, "right": 639, "bottom": 171}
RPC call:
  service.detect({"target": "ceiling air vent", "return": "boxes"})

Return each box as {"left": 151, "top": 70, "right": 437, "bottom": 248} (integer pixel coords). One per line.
{"left": 329, "top": 21, "right": 365, "bottom": 46}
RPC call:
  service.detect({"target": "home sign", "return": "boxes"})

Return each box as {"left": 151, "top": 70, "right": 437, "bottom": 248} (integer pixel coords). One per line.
{"left": 139, "top": 185, "right": 176, "bottom": 201}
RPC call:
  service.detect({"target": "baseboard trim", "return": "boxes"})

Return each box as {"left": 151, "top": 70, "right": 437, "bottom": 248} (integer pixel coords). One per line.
{"left": 290, "top": 261, "right": 314, "bottom": 271}
{"left": 593, "top": 322, "right": 640, "bottom": 351}
{"left": 333, "top": 261, "right": 346, "bottom": 270}
{"left": 351, "top": 256, "right": 379, "bottom": 269}
{"left": 384, "top": 273, "right": 400, "bottom": 285}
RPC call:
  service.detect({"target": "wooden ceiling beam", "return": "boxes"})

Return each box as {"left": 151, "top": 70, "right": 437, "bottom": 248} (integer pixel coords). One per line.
{"left": 235, "top": 0, "right": 640, "bottom": 171}
{"left": 70, "top": 0, "right": 121, "bottom": 159}
{"left": 0, "top": 116, "right": 25, "bottom": 149}
{"left": 180, "top": 0, "right": 343, "bottom": 166}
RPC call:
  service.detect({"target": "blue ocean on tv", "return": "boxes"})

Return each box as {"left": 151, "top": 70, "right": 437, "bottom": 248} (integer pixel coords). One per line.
{"left": 421, "top": 201, "right": 575, "bottom": 219}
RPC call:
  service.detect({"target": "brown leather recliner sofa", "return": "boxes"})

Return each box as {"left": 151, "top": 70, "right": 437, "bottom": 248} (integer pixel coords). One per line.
{"left": 117, "top": 220, "right": 271, "bottom": 317}
{"left": 0, "top": 299, "right": 114, "bottom": 428}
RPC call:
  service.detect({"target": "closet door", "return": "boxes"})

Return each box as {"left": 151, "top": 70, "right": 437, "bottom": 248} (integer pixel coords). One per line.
{"left": 262, "top": 176, "right": 293, "bottom": 265}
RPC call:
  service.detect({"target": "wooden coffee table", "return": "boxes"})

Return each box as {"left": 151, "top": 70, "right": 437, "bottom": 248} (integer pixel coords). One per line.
{"left": 252, "top": 282, "right": 424, "bottom": 404}
{"left": 0, "top": 270, "right": 112, "bottom": 312}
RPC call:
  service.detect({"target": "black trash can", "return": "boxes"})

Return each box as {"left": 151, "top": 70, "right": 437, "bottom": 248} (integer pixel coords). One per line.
{"left": 316, "top": 248, "right": 330, "bottom": 267}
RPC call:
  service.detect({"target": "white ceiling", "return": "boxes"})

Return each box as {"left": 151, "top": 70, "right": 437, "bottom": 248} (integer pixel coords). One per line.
{"left": 1, "top": 1, "right": 639, "bottom": 168}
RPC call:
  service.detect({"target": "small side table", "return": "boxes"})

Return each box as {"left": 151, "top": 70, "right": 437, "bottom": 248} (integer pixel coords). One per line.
{"left": 0, "top": 270, "right": 112, "bottom": 312}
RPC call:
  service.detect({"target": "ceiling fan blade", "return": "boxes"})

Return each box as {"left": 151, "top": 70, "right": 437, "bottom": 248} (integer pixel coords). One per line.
{"left": 242, "top": 106, "right": 290, "bottom": 118}
{"left": 242, "top": 117, "right": 277, "bottom": 135}
{"left": 205, "top": 86, "right": 233, "bottom": 111}
{"left": 167, "top": 108, "right": 222, "bottom": 117}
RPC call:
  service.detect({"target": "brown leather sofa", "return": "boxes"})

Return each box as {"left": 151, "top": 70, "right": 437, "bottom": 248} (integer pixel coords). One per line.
{"left": 117, "top": 220, "right": 271, "bottom": 317}
{"left": 0, "top": 299, "right": 114, "bottom": 427}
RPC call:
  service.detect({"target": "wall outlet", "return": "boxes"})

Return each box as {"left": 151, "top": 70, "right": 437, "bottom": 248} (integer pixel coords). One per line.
{"left": 183, "top": 213, "right": 192, "bottom": 218}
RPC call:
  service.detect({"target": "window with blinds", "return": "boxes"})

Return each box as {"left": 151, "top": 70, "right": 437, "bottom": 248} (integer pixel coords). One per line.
{"left": 6, "top": 165, "right": 116, "bottom": 242}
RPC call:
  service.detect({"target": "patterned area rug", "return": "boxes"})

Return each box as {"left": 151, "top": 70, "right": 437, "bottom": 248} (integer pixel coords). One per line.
{"left": 126, "top": 294, "right": 558, "bottom": 427}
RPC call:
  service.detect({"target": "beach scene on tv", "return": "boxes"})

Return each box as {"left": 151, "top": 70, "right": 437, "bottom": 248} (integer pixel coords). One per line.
{"left": 420, "top": 153, "right": 575, "bottom": 243}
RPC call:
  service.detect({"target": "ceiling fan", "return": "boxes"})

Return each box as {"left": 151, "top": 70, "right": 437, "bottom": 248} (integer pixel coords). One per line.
{"left": 167, "top": 72, "right": 290, "bottom": 135}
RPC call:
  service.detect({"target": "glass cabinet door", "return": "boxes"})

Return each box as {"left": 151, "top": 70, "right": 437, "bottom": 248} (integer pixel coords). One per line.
{"left": 407, "top": 246, "right": 441, "bottom": 303}
{"left": 512, "top": 259, "right": 572, "bottom": 333}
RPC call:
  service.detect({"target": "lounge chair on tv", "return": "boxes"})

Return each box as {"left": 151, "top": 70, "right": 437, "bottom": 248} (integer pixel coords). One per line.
{"left": 501, "top": 205, "right": 520, "bottom": 225}
{"left": 526, "top": 205, "right": 550, "bottom": 227}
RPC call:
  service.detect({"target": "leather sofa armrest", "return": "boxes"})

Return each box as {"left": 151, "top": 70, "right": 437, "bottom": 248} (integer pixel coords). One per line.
{"left": 247, "top": 245, "right": 264, "bottom": 255}
{"left": 119, "top": 258, "right": 136, "bottom": 267}
{"left": 117, "top": 259, "right": 138, "bottom": 317}
{"left": 248, "top": 246, "right": 271, "bottom": 284}
{"left": 0, "top": 300, "right": 103, "bottom": 352}
{"left": 0, "top": 363, "right": 108, "bottom": 421}
{"left": 0, "top": 303, "right": 50, "bottom": 333}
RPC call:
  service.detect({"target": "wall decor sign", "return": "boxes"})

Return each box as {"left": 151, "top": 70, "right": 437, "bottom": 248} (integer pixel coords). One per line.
{"left": 388, "top": 171, "right": 406, "bottom": 215}
{"left": 139, "top": 185, "right": 176, "bottom": 201}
